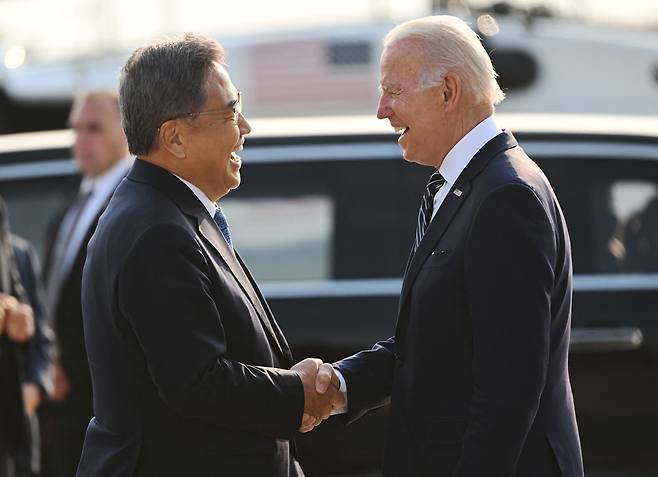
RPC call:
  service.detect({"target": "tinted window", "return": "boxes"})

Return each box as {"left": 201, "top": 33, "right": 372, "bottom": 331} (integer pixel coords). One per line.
{"left": 537, "top": 157, "right": 658, "bottom": 274}
{"left": 227, "top": 156, "right": 427, "bottom": 281}
{"left": 223, "top": 195, "right": 334, "bottom": 282}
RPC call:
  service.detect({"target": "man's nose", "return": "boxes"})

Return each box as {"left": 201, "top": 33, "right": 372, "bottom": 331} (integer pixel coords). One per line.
{"left": 377, "top": 95, "right": 392, "bottom": 120}
{"left": 239, "top": 113, "right": 251, "bottom": 135}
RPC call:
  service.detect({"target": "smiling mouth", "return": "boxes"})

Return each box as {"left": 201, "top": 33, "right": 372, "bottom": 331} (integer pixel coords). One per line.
{"left": 230, "top": 141, "right": 244, "bottom": 164}
{"left": 394, "top": 126, "right": 410, "bottom": 138}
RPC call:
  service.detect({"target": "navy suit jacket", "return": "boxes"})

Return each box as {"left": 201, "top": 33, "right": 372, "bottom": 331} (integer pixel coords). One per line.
{"left": 0, "top": 235, "right": 54, "bottom": 473}
{"left": 77, "top": 159, "right": 305, "bottom": 477}
{"left": 335, "top": 131, "right": 584, "bottom": 477}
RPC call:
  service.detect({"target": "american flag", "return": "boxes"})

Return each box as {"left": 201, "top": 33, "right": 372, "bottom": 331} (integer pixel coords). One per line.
{"left": 249, "top": 39, "right": 378, "bottom": 111}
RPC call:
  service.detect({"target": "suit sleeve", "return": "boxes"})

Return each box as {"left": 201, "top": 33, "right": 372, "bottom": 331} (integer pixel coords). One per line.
{"left": 12, "top": 237, "right": 55, "bottom": 398}
{"left": 117, "top": 224, "right": 304, "bottom": 439}
{"left": 457, "top": 183, "right": 557, "bottom": 476}
{"left": 333, "top": 337, "right": 396, "bottom": 423}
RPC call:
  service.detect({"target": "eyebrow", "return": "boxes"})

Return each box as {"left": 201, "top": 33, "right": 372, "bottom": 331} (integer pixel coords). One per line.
{"left": 379, "top": 83, "right": 401, "bottom": 92}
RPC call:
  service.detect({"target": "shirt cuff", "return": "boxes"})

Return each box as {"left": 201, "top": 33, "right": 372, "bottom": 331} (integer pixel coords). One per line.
{"left": 330, "top": 369, "right": 349, "bottom": 415}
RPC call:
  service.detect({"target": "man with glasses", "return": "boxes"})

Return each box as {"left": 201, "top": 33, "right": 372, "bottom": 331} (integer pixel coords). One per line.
{"left": 76, "top": 34, "right": 342, "bottom": 477}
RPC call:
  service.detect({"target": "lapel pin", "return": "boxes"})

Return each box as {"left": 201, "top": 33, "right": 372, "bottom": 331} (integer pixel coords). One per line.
{"left": 453, "top": 189, "right": 463, "bottom": 197}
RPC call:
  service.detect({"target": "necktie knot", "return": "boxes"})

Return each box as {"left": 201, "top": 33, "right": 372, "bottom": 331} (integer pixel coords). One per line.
{"left": 213, "top": 207, "right": 233, "bottom": 248}
{"left": 426, "top": 170, "right": 445, "bottom": 195}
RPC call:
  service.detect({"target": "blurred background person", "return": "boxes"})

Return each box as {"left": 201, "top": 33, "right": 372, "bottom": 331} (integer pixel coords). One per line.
{"left": 0, "top": 196, "right": 54, "bottom": 477}
{"left": 40, "top": 90, "right": 131, "bottom": 477}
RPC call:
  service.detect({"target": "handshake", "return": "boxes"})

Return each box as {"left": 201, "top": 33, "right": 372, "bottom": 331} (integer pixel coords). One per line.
{"left": 291, "top": 358, "right": 346, "bottom": 433}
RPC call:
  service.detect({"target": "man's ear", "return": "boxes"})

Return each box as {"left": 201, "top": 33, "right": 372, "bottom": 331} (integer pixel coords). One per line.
{"left": 159, "top": 120, "right": 186, "bottom": 159}
{"left": 442, "top": 72, "right": 462, "bottom": 113}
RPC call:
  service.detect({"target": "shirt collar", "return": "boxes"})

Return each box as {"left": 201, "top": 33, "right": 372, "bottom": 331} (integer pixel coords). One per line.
{"left": 80, "top": 155, "right": 133, "bottom": 196}
{"left": 172, "top": 175, "right": 217, "bottom": 218}
{"left": 438, "top": 115, "right": 502, "bottom": 185}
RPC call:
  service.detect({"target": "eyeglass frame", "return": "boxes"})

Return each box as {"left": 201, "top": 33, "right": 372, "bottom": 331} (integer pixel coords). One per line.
{"left": 158, "top": 91, "right": 242, "bottom": 131}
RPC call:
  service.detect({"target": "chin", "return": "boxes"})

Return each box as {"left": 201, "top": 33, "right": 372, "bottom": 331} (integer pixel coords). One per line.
{"left": 402, "top": 150, "right": 419, "bottom": 164}
{"left": 228, "top": 174, "right": 241, "bottom": 190}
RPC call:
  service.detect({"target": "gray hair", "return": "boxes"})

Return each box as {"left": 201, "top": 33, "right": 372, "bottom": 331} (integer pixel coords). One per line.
{"left": 119, "top": 33, "right": 225, "bottom": 156}
{"left": 384, "top": 15, "right": 505, "bottom": 105}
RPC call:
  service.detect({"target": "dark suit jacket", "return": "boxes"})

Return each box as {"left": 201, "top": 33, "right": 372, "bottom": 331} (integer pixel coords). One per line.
{"left": 77, "top": 159, "right": 305, "bottom": 477}
{"left": 0, "top": 235, "right": 54, "bottom": 473}
{"left": 335, "top": 131, "right": 584, "bottom": 477}
{"left": 45, "top": 189, "right": 106, "bottom": 401}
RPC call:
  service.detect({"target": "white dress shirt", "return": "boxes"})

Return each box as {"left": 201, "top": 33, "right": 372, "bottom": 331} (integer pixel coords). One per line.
{"left": 431, "top": 115, "right": 503, "bottom": 220}
{"left": 173, "top": 175, "right": 217, "bottom": 218}
{"left": 173, "top": 175, "right": 239, "bottom": 253}
{"left": 333, "top": 115, "right": 503, "bottom": 414}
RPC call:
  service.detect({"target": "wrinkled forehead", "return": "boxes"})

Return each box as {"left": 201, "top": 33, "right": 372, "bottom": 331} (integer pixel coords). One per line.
{"left": 380, "top": 39, "right": 427, "bottom": 86}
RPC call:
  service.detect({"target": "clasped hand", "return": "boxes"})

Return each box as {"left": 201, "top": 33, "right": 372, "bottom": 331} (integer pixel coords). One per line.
{"left": 0, "top": 293, "right": 34, "bottom": 343}
{"left": 291, "top": 358, "right": 345, "bottom": 433}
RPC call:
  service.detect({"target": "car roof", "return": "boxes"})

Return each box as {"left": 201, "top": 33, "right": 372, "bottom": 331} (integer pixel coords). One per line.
{"left": 0, "top": 113, "right": 657, "bottom": 155}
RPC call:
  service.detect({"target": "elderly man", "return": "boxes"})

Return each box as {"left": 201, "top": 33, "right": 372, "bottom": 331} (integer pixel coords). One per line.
{"left": 76, "top": 34, "right": 341, "bottom": 477}
{"left": 41, "top": 90, "right": 132, "bottom": 477}
{"left": 314, "top": 16, "right": 584, "bottom": 477}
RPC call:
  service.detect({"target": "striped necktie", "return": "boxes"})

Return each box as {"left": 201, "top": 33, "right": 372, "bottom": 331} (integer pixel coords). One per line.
{"left": 213, "top": 207, "right": 233, "bottom": 248}
{"left": 414, "top": 170, "right": 446, "bottom": 253}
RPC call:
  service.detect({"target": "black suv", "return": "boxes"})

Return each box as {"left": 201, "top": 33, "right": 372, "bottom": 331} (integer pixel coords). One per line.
{"left": 1, "top": 114, "right": 657, "bottom": 476}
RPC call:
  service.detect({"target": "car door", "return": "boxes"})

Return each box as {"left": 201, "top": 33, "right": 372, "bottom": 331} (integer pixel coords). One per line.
{"left": 534, "top": 138, "right": 658, "bottom": 476}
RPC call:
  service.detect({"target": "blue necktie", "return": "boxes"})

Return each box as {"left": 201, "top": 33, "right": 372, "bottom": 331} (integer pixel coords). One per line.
{"left": 213, "top": 207, "right": 233, "bottom": 248}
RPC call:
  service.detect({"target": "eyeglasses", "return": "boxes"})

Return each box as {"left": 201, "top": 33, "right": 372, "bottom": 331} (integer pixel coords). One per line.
{"left": 188, "top": 91, "right": 242, "bottom": 124}
{"left": 160, "top": 91, "right": 242, "bottom": 129}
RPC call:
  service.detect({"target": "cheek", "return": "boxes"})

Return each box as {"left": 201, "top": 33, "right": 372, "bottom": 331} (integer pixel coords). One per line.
{"left": 219, "top": 128, "right": 239, "bottom": 153}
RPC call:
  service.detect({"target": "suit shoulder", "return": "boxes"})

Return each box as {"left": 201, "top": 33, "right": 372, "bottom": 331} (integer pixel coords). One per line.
{"left": 476, "top": 145, "right": 554, "bottom": 201}
{"left": 88, "top": 179, "right": 199, "bottom": 269}
{"left": 100, "top": 178, "right": 194, "bottom": 236}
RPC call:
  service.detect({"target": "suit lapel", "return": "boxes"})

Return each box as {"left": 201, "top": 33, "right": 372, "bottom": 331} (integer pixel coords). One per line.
{"left": 197, "top": 218, "right": 285, "bottom": 360}
{"left": 128, "top": 160, "right": 287, "bottom": 361}
{"left": 235, "top": 252, "right": 294, "bottom": 367}
{"left": 399, "top": 181, "right": 472, "bottom": 311}
{"left": 396, "top": 132, "right": 518, "bottom": 326}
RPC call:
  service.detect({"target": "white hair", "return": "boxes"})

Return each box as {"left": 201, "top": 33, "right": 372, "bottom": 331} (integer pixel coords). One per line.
{"left": 383, "top": 15, "right": 505, "bottom": 105}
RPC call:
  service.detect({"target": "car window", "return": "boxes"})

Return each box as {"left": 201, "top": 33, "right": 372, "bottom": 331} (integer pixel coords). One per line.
{"left": 615, "top": 180, "right": 658, "bottom": 272}
{"left": 223, "top": 195, "right": 334, "bottom": 282}
{"left": 538, "top": 157, "right": 658, "bottom": 274}
{"left": 226, "top": 158, "right": 424, "bottom": 282}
